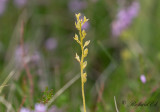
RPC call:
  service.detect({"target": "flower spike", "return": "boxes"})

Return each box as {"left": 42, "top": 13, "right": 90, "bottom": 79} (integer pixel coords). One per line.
{"left": 73, "top": 13, "right": 90, "bottom": 112}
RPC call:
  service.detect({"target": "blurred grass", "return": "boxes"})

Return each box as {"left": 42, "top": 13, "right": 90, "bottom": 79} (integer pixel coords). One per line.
{"left": 0, "top": 0, "right": 160, "bottom": 111}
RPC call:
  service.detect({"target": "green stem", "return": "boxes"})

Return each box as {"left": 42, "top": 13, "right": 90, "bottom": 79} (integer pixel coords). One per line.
{"left": 80, "top": 24, "right": 87, "bottom": 112}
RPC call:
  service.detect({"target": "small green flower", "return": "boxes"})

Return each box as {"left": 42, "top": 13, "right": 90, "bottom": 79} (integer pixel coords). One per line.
{"left": 73, "top": 13, "right": 90, "bottom": 112}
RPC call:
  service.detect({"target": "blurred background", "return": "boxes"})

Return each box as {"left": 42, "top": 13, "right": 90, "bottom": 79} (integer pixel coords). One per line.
{"left": 0, "top": 0, "right": 160, "bottom": 111}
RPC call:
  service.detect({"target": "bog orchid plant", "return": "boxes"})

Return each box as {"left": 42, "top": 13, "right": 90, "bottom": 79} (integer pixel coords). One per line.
{"left": 74, "top": 13, "right": 90, "bottom": 112}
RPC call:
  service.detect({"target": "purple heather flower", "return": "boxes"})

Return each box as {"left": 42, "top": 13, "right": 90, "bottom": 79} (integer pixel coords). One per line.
{"left": 14, "top": 0, "right": 27, "bottom": 8}
{"left": 117, "top": 9, "right": 132, "bottom": 27}
{"left": 140, "top": 74, "right": 146, "bottom": 84}
{"left": 45, "top": 38, "right": 57, "bottom": 51}
{"left": 68, "top": 0, "right": 87, "bottom": 12}
{"left": 111, "top": 1, "right": 140, "bottom": 37}
{"left": 20, "top": 107, "right": 31, "bottom": 112}
{"left": 34, "top": 103, "right": 46, "bottom": 112}
{"left": 0, "top": 0, "right": 8, "bottom": 16}
{"left": 111, "top": 21, "right": 123, "bottom": 37}
{"left": 79, "top": 14, "right": 90, "bottom": 30}
{"left": 82, "top": 21, "right": 89, "bottom": 30}
{"left": 14, "top": 45, "right": 30, "bottom": 65}
{"left": 127, "top": 1, "right": 140, "bottom": 18}
{"left": 14, "top": 45, "right": 41, "bottom": 66}
{"left": 31, "top": 51, "right": 41, "bottom": 64}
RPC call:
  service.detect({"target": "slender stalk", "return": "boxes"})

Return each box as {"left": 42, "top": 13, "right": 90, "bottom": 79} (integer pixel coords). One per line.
{"left": 74, "top": 13, "right": 89, "bottom": 112}
{"left": 80, "top": 26, "right": 86, "bottom": 112}
{"left": 18, "top": 96, "right": 26, "bottom": 112}
{"left": 20, "top": 21, "right": 34, "bottom": 101}
{"left": 46, "top": 74, "right": 80, "bottom": 108}
{"left": 0, "top": 71, "right": 15, "bottom": 94}
{"left": 114, "top": 96, "right": 119, "bottom": 112}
